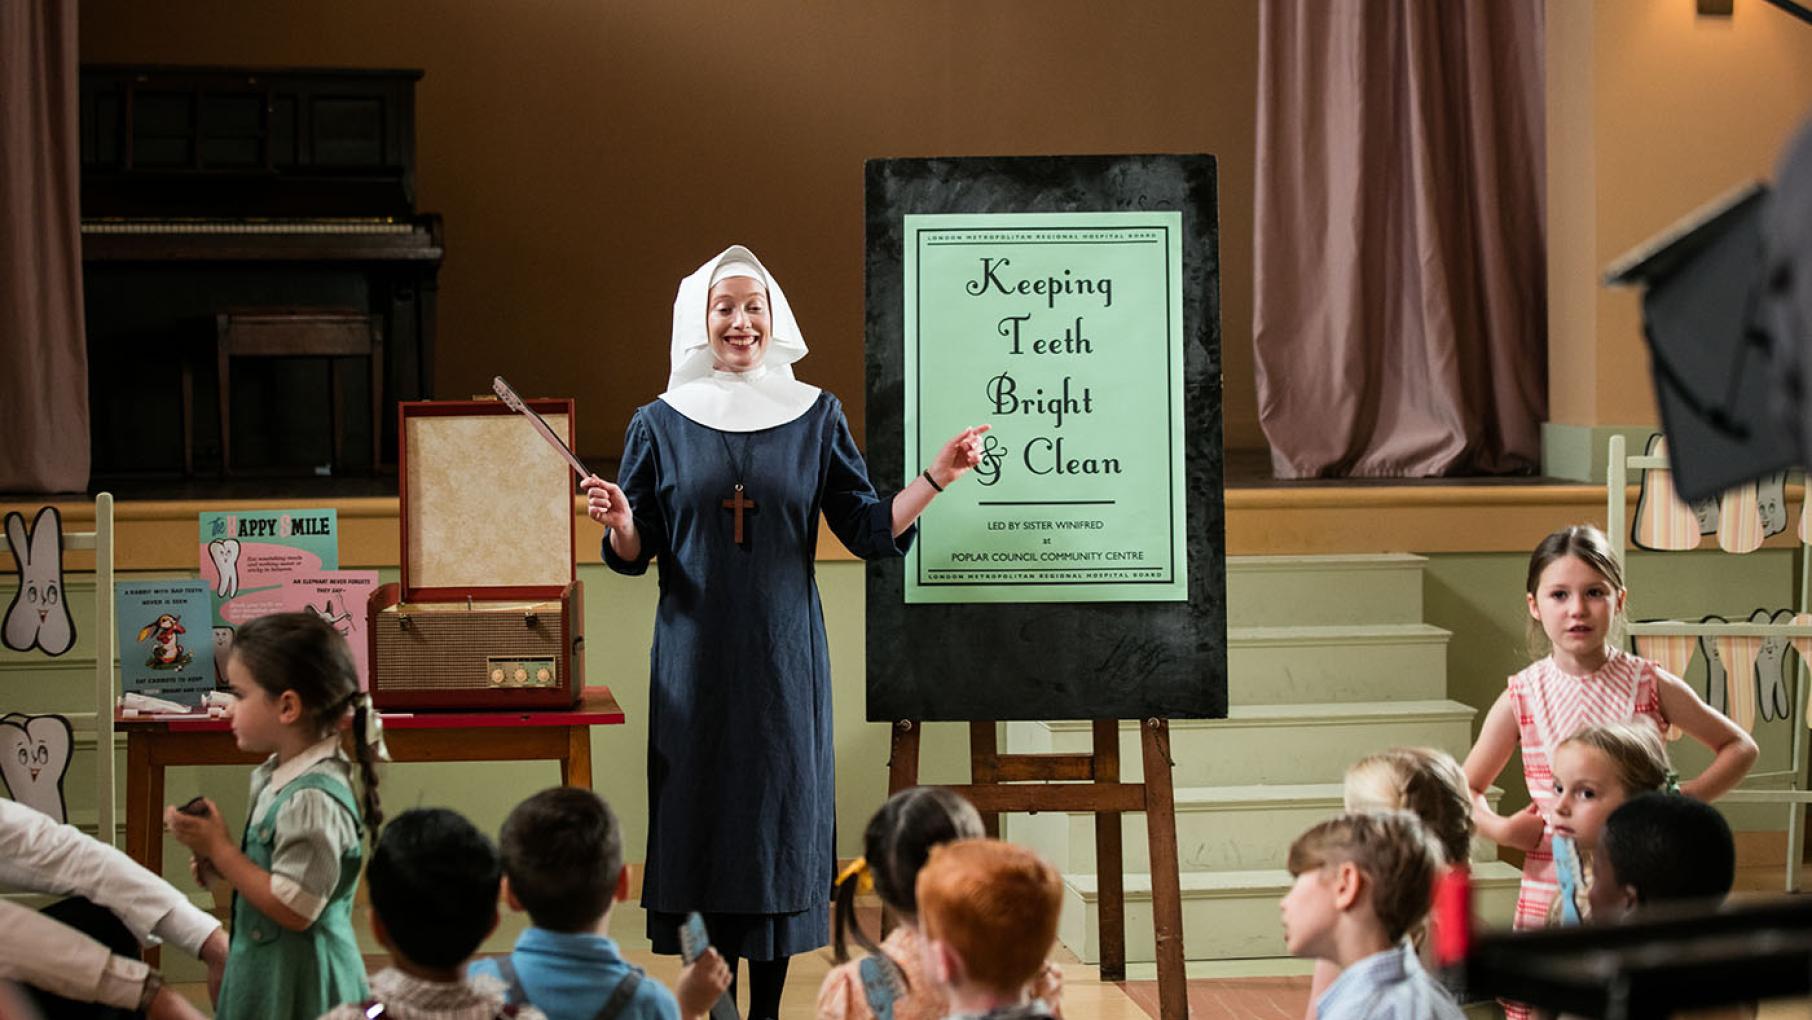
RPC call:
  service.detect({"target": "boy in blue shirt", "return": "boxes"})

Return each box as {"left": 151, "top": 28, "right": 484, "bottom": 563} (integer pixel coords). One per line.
{"left": 468, "top": 788, "right": 729, "bottom": 1020}
{"left": 1279, "top": 811, "right": 1465, "bottom": 1020}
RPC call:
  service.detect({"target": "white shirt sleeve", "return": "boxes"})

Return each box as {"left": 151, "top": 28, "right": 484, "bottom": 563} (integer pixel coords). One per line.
{"left": 0, "top": 797, "right": 223, "bottom": 957}
{"left": 0, "top": 899, "right": 150, "bottom": 1009}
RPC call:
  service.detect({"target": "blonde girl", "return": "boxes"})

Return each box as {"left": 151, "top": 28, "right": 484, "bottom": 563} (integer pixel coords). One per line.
{"left": 1545, "top": 721, "right": 1675, "bottom": 926}
{"left": 1303, "top": 747, "right": 1475, "bottom": 1018}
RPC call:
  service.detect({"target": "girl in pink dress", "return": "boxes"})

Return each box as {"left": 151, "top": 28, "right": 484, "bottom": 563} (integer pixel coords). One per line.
{"left": 1464, "top": 525, "right": 1756, "bottom": 1020}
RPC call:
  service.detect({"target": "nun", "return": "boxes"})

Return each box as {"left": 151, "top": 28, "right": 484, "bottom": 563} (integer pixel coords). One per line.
{"left": 581, "top": 245, "right": 987, "bottom": 1017}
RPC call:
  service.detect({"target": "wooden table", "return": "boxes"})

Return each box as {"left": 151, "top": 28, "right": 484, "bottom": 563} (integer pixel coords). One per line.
{"left": 118, "top": 687, "right": 625, "bottom": 877}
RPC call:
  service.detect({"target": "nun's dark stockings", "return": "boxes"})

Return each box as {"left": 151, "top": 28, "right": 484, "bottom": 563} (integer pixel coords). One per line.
{"left": 722, "top": 953, "right": 789, "bottom": 1020}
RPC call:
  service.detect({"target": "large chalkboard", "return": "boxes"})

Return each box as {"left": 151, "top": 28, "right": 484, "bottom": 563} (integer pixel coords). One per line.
{"left": 864, "top": 154, "right": 1226, "bottom": 722}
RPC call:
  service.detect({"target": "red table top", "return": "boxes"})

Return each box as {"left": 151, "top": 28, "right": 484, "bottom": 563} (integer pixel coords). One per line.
{"left": 116, "top": 686, "right": 626, "bottom": 733}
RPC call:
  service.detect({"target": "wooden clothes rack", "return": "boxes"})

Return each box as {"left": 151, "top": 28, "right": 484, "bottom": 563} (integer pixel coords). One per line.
{"left": 1607, "top": 435, "right": 1812, "bottom": 891}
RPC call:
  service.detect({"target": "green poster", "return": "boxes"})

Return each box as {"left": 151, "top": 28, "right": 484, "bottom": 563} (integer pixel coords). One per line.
{"left": 903, "top": 212, "right": 1187, "bottom": 604}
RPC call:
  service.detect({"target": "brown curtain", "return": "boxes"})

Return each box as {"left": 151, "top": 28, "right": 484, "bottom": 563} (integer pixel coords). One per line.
{"left": 1253, "top": 0, "right": 1546, "bottom": 478}
{"left": 0, "top": 0, "right": 89, "bottom": 494}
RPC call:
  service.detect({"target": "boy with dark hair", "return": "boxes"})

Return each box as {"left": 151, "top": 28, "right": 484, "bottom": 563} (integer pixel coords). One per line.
{"left": 466, "top": 788, "right": 728, "bottom": 1020}
{"left": 1280, "top": 811, "right": 1464, "bottom": 1020}
{"left": 1587, "top": 792, "right": 1737, "bottom": 918}
{"left": 915, "top": 839, "right": 1063, "bottom": 1020}
{"left": 321, "top": 807, "right": 544, "bottom": 1019}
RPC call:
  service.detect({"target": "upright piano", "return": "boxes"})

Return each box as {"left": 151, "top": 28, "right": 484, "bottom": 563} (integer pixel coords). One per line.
{"left": 79, "top": 65, "right": 443, "bottom": 476}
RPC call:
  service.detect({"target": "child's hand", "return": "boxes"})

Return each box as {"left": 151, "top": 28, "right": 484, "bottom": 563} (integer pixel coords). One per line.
{"left": 1503, "top": 804, "right": 1547, "bottom": 852}
{"left": 1028, "top": 959, "right": 1064, "bottom": 1009}
{"left": 187, "top": 853, "right": 222, "bottom": 890}
{"left": 1471, "top": 791, "right": 1541, "bottom": 851}
{"left": 676, "top": 947, "right": 731, "bottom": 1020}
{"left": 164, "top": 798, "right": 230, "bottom": 857}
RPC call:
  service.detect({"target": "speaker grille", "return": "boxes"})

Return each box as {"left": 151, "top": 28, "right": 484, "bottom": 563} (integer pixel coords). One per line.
{"left": 372, "top": 609, "right": 564, "bottom": 691}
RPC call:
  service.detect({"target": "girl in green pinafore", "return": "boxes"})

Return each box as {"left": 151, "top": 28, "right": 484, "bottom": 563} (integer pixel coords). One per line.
{"left": 166, "top": 612, "right": 387, "bottom": 1020}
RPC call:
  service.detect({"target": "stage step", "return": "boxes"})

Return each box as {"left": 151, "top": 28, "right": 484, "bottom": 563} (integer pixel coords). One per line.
{"left": 1005, "top": 782, "right": 1508, "bottom": 875}
{"left": 1225, "top": 553, "right": 1426, "bottom": 627}
{"left": 1008, "top": 700, "right": 1479, "bottom": 787}
{"left": 1228, "top": 623, "right": 1450, "bottom": 704}
{"left": 1057, "top": 860, "right": 1525, "bottom": 964}
{"left": 1013, "top": 552, "right": 1501, "bottom": 965}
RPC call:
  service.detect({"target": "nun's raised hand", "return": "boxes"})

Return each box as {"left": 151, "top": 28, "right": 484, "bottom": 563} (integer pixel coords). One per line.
{"left": 926, "top": 424, "right": 991, "bottom": 488}
{"left": 581, "top": 475, "right": 634, "bottom": 533}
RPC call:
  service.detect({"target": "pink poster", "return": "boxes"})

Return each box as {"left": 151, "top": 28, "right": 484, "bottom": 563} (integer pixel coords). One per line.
{"left": 277, "top": 573, "right": 380, "bottom": 691}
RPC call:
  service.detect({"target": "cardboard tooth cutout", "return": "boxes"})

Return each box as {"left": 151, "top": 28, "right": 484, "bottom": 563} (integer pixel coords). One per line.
{"left": 1632, "top": 627, "right": 1693, "bottom": 741}
{"left": 0, "top": 714, "right": 74, "bottom": 822}
{"left": 1697, "top": 616, "right": 1730, "bottom": 718}
{"left": 1717, "top": 482, "right": 1766, "bottom": 554}
{"left": 1753, "top": 607, "right": 1795, "bottom": 723}
{"left": 1693, "top": 497, "right": 1720, "bottom": 536}
{"left": 1631, "top": 435, "right": 1701, "bottom": 551}
{"left": 1757, "top": 472, "right": 1790, "bottom": 539}
{"left": 1793, "top": 614, "right": 1812, "bottom": 730}
{"left": 4, "top": 507, "right": 76, "bottom": 656}
{"left": 1713, "top": 628, "right": 1762, "bottom": 732}
{"left": 213, "top": 626, "right": 235, "bottom": 687}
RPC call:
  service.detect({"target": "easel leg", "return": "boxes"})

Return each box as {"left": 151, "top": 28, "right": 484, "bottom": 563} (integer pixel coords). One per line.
{"left": 970, "top": 721, "right": 1001, "bottom": 838}
{"left": 1093, "top": 719, "right": 1126, "bottom": 982}
{"left": 1141, "top": 719, "right": 1187, "bottom": 1020}
{"left": 888, "top": 720, "right": 921, "bottom": 796}
{"left": 884, "top": 721, "right": 923, "bottom": 936}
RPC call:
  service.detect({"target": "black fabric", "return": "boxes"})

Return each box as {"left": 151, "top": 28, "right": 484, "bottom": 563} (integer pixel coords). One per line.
{"left": 24, "top": 898, "right": 142, "bottom": 1020}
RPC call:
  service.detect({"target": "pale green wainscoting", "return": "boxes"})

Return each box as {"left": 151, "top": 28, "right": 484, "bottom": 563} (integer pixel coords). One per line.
{"left": 0, "top": 563, "right": 975, "bottom": 882}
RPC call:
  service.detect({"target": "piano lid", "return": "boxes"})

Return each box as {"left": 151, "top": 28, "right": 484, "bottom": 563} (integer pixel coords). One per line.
{"left": 80, "top": 65, "right": 427, "bottom": 220}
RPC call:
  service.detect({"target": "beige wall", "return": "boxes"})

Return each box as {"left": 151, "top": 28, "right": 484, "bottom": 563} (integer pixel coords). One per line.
{"left": 1547, "top": 0, "right": 1812, "bottom": 428}
{"left": 78, "top": 0, "right": 1266, "bottom": 455}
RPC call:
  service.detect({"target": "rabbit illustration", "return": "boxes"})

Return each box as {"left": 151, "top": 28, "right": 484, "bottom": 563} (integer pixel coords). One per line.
{"left": 3, "top": 507, "right": 76, "bottom": 657}
{"left": 207, "top": 539, "right": 241, "bottom": 599}
{"left": 138, "top": 613, "right": 188, "bottom": 667}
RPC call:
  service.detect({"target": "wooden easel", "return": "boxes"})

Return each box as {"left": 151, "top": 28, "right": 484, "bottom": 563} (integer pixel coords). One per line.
{"left": 887, "top": 718, "right": 1189, "bottom": 1020}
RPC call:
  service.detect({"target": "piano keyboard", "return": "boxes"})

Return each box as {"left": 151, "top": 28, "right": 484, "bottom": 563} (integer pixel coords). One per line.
{"left": 82, "top": 219, "right": 417, "bottom": 236}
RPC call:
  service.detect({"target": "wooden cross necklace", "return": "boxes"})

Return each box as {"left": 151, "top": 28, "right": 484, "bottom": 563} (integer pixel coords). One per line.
{"left": 718, "top": 432, "right": 757, "bottom": 545}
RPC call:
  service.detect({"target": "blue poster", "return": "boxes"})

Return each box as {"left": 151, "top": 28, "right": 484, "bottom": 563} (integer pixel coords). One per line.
{"left": 115, "top": 581, "right": 216, "bottom": 708}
